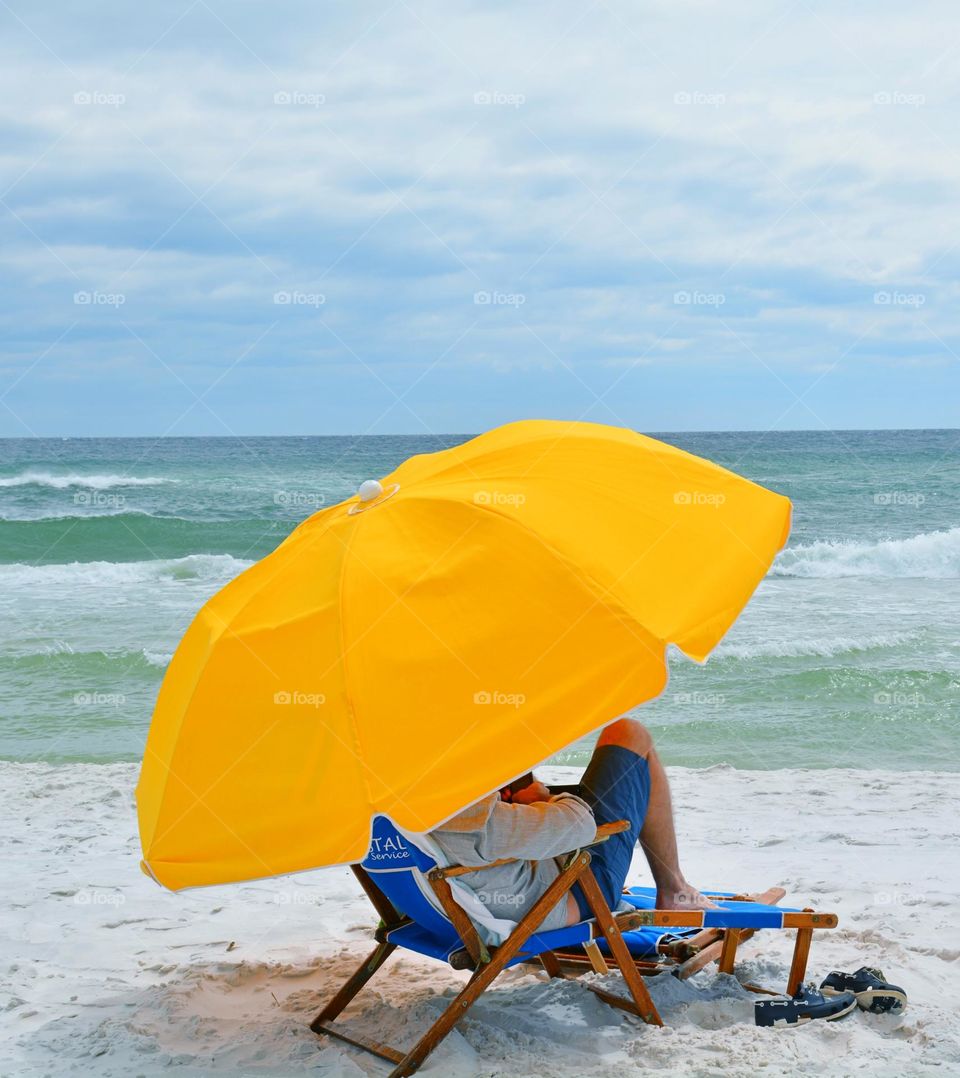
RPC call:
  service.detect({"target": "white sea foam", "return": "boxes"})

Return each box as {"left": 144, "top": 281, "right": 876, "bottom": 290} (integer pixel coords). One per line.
{"left": 774, "top": 527, "right": 960, "bottom": 578}
{"left": 0, "top": 471, "right": 175, "bottom": 490}
{"left": 142, "top": 649, "right": 174, "bottom": 667}
{"left": 714, "top": 631, "right": 917, "bottom": 660}
{"left": 0, "top": 508, "right": 196, "bottom": 523}
{"left": 0, "top": 553, "right": 251, "bottom": 588}
{"left": 0, "top": 507, "right": 133, "bottom": 522}
{"left": 0, "top": 645, "right": 174, "bottom": 668}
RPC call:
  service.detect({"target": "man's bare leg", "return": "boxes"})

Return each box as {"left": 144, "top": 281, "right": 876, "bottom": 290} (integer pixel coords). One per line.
{"left": 597, "top": 719, "right": 716, "bottom": 910}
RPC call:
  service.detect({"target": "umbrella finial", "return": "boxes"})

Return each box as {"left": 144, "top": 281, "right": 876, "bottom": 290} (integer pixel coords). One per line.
{"left": 358, "top": 479, "right": 383, "bottom": 502}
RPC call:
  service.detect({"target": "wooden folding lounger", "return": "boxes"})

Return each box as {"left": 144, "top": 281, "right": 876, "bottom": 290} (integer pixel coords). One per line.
{"left": 311, "top": 814, "right": 838, "bottom": 1076}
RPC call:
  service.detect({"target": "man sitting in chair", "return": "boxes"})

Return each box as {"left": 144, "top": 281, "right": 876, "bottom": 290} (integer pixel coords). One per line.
{"left": 431, "top": 718, "right": 715, "bottom": 931}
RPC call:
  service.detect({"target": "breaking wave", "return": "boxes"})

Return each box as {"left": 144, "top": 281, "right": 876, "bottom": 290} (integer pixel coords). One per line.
{"left": 774, "top": 528, "right": 960, "bottom": 579}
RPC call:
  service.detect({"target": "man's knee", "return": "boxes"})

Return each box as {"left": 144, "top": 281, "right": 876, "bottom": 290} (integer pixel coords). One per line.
{"left": 597, "top": 718, "right": 653, "bottom": 758}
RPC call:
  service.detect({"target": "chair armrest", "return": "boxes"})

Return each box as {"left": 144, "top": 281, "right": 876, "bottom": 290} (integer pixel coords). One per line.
{"left": 586, "top": 820, "right": 630, "bottom": 844}
{"left": 430, "top": 819, "right": 631, "bottom": 879}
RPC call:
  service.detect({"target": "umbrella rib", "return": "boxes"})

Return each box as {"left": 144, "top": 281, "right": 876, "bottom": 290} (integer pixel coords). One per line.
{"left": 141, "top": 729, "right": 286, "bottom": 881}
{"left": 472, "top": 500, "right": 676, "bottom": 678}
{"left": 322, "top": 512, "right": 488, "bottom": 829}
{"left": 334, "top": 507, "right": 375, "bottom": 814}
{"left": 320, "top": 519, "right": 484, "bottom": 683}
{"left": 137, "top": 599, "right": 288, "bottom": 847}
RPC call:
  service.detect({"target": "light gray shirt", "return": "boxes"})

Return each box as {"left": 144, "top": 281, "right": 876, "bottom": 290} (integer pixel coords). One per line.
{"left": 430, "top": 791, "right": 597, "bottom": 931}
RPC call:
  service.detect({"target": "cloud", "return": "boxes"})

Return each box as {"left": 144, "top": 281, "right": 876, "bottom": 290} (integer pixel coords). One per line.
{"left": 0, "top": 0, "right": 958, "bottom": 434}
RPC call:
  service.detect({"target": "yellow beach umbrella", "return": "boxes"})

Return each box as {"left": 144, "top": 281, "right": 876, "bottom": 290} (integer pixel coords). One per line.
{"left": 137, "top": 420, "right": 790, "bottom": 890}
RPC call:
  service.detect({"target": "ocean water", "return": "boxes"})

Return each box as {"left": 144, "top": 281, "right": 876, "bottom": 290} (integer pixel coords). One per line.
{"left": 1, "top": 430, "right": 957, "bottom": 771}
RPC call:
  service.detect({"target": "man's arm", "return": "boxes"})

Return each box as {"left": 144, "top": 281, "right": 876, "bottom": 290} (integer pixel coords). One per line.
{"left": 473, "top": 793, "right": 596, "bottom": 863}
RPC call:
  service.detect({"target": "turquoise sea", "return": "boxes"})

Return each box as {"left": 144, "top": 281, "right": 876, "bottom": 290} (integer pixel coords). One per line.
{"left": 1, "top": 430, "right": 957, "bottom": 771}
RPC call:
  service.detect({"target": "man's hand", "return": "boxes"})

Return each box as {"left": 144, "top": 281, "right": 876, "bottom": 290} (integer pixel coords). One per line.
{"left": 510, "top": 781, "right": 551, "bottom": 805}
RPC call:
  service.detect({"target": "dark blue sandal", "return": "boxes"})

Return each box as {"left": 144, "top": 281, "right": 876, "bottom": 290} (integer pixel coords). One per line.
{"left": 755, "top": 983, "right": 857, "bottom": 1027}
{"left": 820, "top": 967, "right": 907, "bottom": 1014}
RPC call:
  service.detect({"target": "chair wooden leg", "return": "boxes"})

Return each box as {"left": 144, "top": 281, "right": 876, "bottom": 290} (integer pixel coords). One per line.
{"left": 717, "top": 928, "right": 740, "bottom": 975}
{"left": 388, "top": 852, "right": 593, "bottom": 1077}
{"left": 539, "top": 949, "right": 564, "bottom": 977}
{"left": 351, "top": 865, "right": 404, "bottom": 927}
{"left": 311, "top": 940, "right": 396, "bottom": 1030}
{"left": 786, "top": 927, "right": 813, "bottom": 996}
{"left": 576, "top": 869, "right": 663, "bottom": 1026}
{"left": 583, "top": 939, "right": 610, "bottom": 975}
{"left": 428, "top": 871, "right": 489, "bottom": 968}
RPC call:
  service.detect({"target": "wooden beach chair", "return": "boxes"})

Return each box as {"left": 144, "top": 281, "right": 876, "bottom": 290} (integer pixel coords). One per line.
{"left": 310, "top": 814, "right": 838, "bottom": 1076}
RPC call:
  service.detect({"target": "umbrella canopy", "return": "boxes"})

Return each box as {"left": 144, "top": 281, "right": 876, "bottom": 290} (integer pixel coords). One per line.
{"left": 137, "top": 420, "right": 790, "bottom": 890}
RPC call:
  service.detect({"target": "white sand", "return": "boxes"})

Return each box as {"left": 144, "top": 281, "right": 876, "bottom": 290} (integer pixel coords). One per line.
{"left": 2, "top": 761, "right": 958, "bottom": 1077}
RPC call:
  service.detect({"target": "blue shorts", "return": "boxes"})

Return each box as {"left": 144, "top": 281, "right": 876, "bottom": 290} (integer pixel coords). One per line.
{"left": 570, "top": 744, "right": 650, "bottom": 920}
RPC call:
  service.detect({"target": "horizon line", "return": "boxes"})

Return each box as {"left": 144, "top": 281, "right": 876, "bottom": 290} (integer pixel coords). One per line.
{"left": 0, "top": 425, "right": 957, "bottom": 441}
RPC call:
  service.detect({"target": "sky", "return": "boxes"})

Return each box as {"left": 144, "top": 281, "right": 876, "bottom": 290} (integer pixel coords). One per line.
{"left": 0, "top": 0, "right": 958, "bottom": 436}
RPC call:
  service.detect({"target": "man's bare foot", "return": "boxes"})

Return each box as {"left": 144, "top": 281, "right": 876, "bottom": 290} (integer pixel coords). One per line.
{"left": 655, "top": 883, "right": 718, "bottom": 910}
